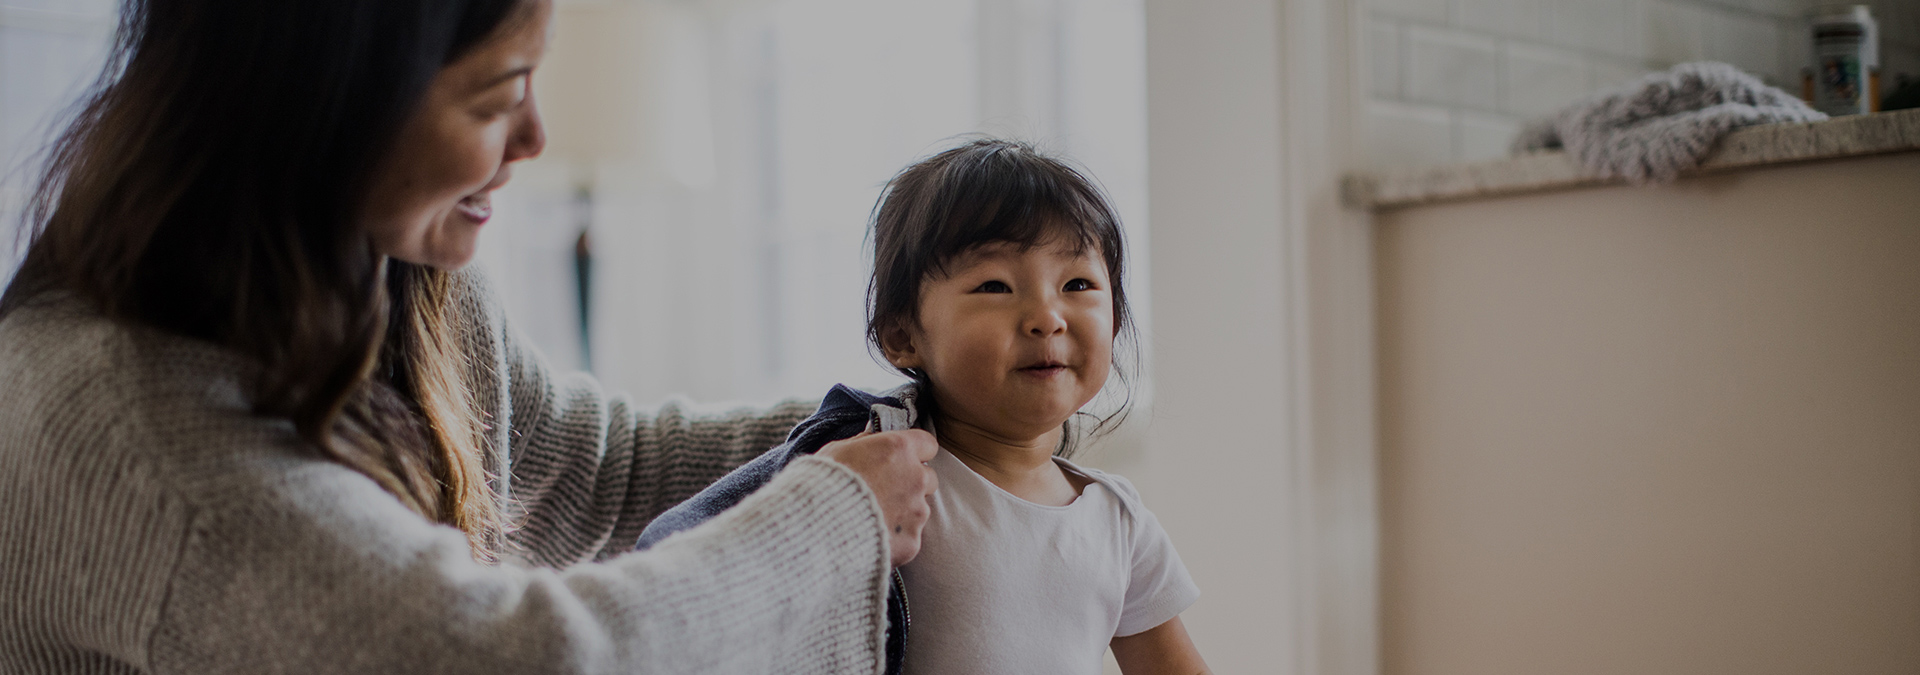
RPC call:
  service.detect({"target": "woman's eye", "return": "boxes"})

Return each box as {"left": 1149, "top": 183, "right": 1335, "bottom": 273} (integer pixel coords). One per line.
{"left": 973, "top": 280, "right": 1012, "bottom": 293}
{"left": 475, "top": 83, "right": 529, "bottom": 118}
{"left": 474, "top": 100, "right": 517, "bottom": 120}
{"left": 1064, "top": 278, "right": 1094, "bottom": 292}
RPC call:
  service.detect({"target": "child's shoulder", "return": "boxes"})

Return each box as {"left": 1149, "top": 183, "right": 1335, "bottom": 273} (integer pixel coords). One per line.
{"left": 1053, "top": 457, "right": 1148, "bottom": 517}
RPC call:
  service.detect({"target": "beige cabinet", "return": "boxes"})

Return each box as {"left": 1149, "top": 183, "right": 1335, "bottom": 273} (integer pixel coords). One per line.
{"left": 1376, "top": 152, "right": 1920, "bottom": 675}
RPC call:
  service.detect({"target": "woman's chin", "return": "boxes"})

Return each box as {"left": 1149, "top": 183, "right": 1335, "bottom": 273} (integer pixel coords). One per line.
{"left": 383, "top": 234, "right": 479, "bottom": 270}
{"left": 428, "top": 239, "right": 480, "bottom": 269}
{"left": 422, "top": 215, "right": 485, "bottom": 268}
{"left": 426, "top": 250, "right": 477, "bottom": 270}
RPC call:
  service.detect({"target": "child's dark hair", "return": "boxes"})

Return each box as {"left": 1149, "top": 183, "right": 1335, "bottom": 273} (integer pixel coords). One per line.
{"left": 866, "top": 138, "right": 1135, "bottom": 457}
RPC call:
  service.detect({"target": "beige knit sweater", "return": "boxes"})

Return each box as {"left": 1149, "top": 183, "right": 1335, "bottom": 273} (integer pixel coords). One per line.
{"left": 0, "top": 270, "right": 892, "bottom": 674}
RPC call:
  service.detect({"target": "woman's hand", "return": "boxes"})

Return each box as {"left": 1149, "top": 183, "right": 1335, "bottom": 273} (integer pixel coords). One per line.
{"left": 816, "top": 430, "right": 939, "bottom": 567}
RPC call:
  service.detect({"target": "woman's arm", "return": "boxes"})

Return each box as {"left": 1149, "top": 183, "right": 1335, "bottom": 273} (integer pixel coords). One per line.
{"left": 150, "top": 449, "right": 892, "bottom": 675}
{"left": 450, "top": 269, "right": 816, "bottom": 566}
{"left": 498, "top": 329, "right": 815, "bottom": 564}
{"left": 1110, "top": 616, "right": 1211, "bottom": 675}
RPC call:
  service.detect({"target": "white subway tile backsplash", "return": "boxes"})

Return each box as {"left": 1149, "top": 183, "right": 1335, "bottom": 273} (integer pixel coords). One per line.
{"left": 1364, "top": 101, "right": 1455, "bottom": 169}
{"left": 1727, "top": 0, "right": 1810, "bottom": 20}
{"left": 1646, "top": 1, "right": 1707, "bottom": 64}
{"left": 1456, "top": 110, "right": 1522, "bottom": 160}
{"left": 1780, "top": 16, "right": 1811, "bottom": 84}
{"left": 1869, "top": 1, "right": 1920, "bottom": 50}
{"left": 1503, "top": 43, "right": 1590, "bottom": 118}
{"left": 1406, "top": 25, "right": 1501, "bottom": 109}
{"left": 1885, "top": 45, "right": 1920, "bottom": 83}
{"left": 1702, "top": 8, "right": 1784, "bottom": 83}
{"left": 1355, "top": 0, "right": 1898, "bottom": 170}
{"left": 1372, "top": 19, "right": 1404, "bottom": 98}
{"left": 1590, "top": 59, "right": 1652, "bottom": 91}
{"left": 1543, "top": 0, "right": 1644, "bottom": 60}
{"left": 1371, "top": 0, "right": 1448, "bottom": 23}
{"left": 1450, "top": 0, "right": 1544, "bottom": 40}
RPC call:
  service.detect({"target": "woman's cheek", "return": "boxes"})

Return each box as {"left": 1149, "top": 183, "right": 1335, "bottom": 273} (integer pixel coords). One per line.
{"left": 432, "top": 117, "right": 501, "bottom": 196}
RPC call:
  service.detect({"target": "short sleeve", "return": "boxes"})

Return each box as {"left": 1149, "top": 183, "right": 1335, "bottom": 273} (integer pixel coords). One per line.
{"left": 1111, "top": 478, "right": 1201, "bottom": 637}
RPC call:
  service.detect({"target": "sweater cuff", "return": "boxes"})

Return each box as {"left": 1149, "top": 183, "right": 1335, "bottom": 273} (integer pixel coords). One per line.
{"left": 706, "top": 454, "right": 893, "bottom": 672}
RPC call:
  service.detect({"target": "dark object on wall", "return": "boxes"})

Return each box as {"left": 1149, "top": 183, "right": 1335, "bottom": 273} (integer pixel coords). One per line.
{"left": 1882, "top": 74, "right": 1920, "bottom": 112}
{"left": 573, "top": 183, "right": 594, "bottom": 371}
{"left": 574, "top": 227, "right": 593, "bottom": 370}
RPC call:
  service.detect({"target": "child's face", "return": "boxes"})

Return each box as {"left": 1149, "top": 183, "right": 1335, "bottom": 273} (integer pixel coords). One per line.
{"left": 885, "top": 237, "right": 1114, "bottom": 443}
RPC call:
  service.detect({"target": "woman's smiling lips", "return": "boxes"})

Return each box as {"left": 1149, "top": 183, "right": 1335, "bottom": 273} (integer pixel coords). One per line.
{"left": 454, "top": 193, "right": 493, "bottom": 223}
{"left": 454, "top": 169, "right": 514, "bottom": 224}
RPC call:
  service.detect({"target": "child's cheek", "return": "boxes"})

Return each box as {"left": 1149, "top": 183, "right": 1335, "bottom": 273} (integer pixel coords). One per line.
{"left": 944, "top": 333, "right": 1005, "bottom": 383}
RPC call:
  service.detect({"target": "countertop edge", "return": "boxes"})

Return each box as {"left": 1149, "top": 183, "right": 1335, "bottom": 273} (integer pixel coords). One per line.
{"left": 1347, "top": 108, "right": 1920, "bottom": 212}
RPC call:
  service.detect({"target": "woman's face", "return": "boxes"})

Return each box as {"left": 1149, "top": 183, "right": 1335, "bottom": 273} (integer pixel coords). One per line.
{"left": 362, "top": 1, "right": 552, "bottom": 269}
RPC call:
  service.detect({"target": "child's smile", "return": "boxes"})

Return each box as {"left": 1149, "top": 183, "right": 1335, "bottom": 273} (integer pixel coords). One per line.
{"left": 882, "top": 237, "right": 1114, "bottom": 448}
{"left": 1015, "top": 358, "right": 1069, "bottom": 379}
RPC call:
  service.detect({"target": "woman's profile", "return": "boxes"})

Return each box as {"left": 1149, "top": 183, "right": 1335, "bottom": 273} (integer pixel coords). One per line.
{"left": 0, "top": 0, "right": 936, "bottom": 672}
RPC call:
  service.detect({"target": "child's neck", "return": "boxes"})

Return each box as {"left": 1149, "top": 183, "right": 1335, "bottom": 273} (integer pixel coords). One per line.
{"left": 935, "top": 414, "right": 1091, "bottom": 507}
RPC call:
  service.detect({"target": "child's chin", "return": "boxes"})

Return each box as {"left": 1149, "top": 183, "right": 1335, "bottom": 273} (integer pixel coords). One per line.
{"left": 1001, "top": 400, "right": 1084, "bottom": 431}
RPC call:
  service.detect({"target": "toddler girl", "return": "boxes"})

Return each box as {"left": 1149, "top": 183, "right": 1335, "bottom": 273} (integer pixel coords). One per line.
{"left": 637, "top": 139, "right": 1206, "bottom": 675}
{"left": 871, "top": 139, "right": 1206, "bottom": 675}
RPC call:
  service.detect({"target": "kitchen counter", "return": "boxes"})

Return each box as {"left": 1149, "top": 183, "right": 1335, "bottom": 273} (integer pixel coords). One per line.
{"left": 1343, "top": 108, "right": 1920, "bottom": 211}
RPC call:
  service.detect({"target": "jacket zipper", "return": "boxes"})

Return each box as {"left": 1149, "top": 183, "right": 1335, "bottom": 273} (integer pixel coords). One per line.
{"left": 894, "top": 568, "right": 910, "bottom": 660}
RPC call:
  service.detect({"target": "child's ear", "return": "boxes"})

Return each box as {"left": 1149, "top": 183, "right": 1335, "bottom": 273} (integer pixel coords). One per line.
{"left": 879, "top": 323, "right": 924, "bottom": 370}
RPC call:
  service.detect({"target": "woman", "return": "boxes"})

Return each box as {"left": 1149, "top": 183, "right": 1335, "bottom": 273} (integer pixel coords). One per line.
{"left": 0, "top": 0, "right": 936, "bottom": 673}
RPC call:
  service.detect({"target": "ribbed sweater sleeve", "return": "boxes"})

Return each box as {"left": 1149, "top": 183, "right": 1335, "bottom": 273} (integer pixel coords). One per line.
{"left": 491, "top": 316, "right": 818, "bottom": 566}
{"left": 444, "top": 268, "right": 819, "bottom": 567}
{"left": 147, "top": 455, "right": 890, "bottom": 675}
{"left": 0, "top": 282, "right": 891, "bottom": 675}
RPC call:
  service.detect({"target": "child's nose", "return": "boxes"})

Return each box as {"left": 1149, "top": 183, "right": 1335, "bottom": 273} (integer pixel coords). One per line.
{"left": 1023, "top": 304, "right": 1068, "bottom": 337}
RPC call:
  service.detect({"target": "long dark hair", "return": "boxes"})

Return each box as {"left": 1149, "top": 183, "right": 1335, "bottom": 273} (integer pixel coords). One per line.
{"left": 0, "top": 0, "right": 533, "bottom": 558}
{"left": 866, "top": 138, "right": 1137, "bottom": 456}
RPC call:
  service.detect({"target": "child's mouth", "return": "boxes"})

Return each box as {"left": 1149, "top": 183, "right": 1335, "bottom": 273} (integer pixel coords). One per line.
{"left": 1018, "top": 362, "right": 1068, "bottom": 377}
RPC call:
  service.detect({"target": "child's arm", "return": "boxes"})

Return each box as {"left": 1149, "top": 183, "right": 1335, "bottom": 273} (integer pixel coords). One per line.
{"left": 1110, "top": 615, "right": 1211, "bottom": 675}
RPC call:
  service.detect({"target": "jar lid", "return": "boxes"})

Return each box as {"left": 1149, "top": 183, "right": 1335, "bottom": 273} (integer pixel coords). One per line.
{"left": 1807, "top": 5, "right": 1873, "bottom": 26}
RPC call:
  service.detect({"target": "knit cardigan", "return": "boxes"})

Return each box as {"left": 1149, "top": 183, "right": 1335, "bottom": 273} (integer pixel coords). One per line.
{"left": 0, "top": 269, "right": 893, "bottom": 675}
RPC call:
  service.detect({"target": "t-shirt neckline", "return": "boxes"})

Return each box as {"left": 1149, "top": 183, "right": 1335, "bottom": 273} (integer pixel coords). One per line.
{"left": 936, "top": 448, "right": 1104, "bottom": 511}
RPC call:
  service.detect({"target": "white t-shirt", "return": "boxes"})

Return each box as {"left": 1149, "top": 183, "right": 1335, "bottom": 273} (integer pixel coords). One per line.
{"left": 898, "top": 448, "right": 1200, "bottom": 675}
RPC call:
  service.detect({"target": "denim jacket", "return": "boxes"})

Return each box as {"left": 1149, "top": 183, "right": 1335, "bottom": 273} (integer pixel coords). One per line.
{"left": 637, "top": 384, "right": 922, "bottom": 675}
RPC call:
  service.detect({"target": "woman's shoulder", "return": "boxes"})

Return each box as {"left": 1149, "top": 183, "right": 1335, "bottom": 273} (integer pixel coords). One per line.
{"left": 0, "top": 294, "right": 253, "bottom": 408}
{"left": 0, "top": 294, "right": 305, "bottom": 497}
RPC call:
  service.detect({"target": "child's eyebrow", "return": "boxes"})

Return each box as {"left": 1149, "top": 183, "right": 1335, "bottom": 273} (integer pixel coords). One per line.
{"left": 945, "top": 243, "right": 1024, "bottom": 267}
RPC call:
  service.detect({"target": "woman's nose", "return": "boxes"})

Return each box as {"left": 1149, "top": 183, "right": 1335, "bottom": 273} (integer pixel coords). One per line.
{"left": 508, "top": 94, "right": 548, "bottom": 162}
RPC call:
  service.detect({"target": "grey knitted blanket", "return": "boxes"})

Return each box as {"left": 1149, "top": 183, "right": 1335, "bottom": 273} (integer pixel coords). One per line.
{"left": 1513, "top": 61, "right": 1827, "bottom": 183}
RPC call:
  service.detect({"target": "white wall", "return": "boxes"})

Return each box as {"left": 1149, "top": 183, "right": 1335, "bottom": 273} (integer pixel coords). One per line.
{"left": 1142, "top": 0, "right": 1296, "bottom": 666}
{"left": 1362, "top": 0, "right": 1920, "bottom": 169}
{"left": 0, "top": 1, "right": 113, "bottom": 287}
{"left": 1139, "top": 0, "right": 1380, "bottom": 673}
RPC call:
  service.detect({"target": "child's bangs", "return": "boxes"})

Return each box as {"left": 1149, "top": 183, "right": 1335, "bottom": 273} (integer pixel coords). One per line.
{"left": 919, "top": 160, "right": 1116, "bottom": 279}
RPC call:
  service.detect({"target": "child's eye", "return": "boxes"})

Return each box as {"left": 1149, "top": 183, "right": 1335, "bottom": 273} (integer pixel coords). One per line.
{"left": 973, "top": 280, "right": 1012, "bottom": 293}
{"left": 1063, "top": 278, "right": 1095, "bottom": 292}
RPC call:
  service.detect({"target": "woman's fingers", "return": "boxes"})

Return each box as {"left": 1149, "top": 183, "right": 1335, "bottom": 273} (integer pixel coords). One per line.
{"left": 816, "top": 429, "right": 939, "bottom": 567}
